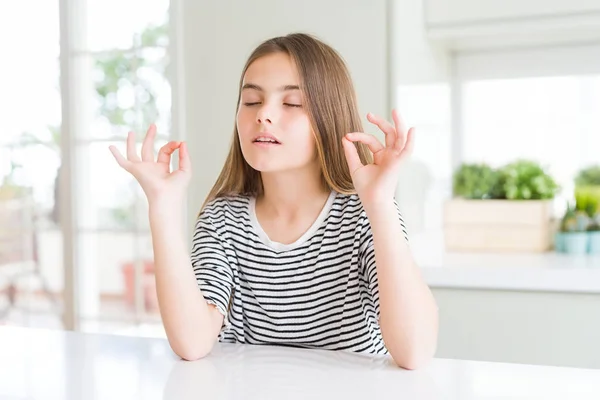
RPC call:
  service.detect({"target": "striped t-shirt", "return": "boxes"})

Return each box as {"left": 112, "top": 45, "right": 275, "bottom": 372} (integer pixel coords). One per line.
{"left": 190, "top": 190, "right": 408, "bottom": 355}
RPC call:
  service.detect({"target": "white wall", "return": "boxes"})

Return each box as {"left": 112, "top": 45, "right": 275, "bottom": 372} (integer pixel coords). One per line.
{"left": 179, "top": 0, "right": 391, "bottom": 237}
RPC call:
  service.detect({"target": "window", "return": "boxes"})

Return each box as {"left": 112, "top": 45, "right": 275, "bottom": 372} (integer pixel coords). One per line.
{"left": 395, "top": 43, "right": 600, "bottom": 262}
{"left": 457, "top": 44, "right": 600, "bottom": 212}
{"left": 0, "top": 0, "right": 174, "bottom": 337}
{"left": 461, "top": 75, "right": 600, "bottom": 209}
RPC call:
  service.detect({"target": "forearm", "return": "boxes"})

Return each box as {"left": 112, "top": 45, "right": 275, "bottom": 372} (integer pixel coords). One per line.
{"left": 364, "top": 201, "right": 439, "bottom": 369}
{"left": 149, "top": 199, "right": 222, "bottom": 360}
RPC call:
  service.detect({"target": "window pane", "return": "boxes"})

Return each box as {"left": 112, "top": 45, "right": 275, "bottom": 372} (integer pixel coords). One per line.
{"left": 0, "top": 143, "right": 63, "bottom": 329}
{"left": 87, "top": 51, "right": 139, "bottom": 139}
{"left": 462, "top": 75, "right": 600, "bottom": 207}
{"left": 136, "top": 47, "right": 172, "bottom": 135}
{"left": 0, "top": 161, "right": 63, "bottom": 329}
{"left": 0, "top": 0, "right": 63, "bottom": 329}
{"left": 1, "top": 143, "right": 61, "bottom": 224}
{"left": 82, "top": 50, "right": 171, "bottom": 140}
{"left": 76, "top": 232, "right": 160, "bottom": 324}
{"left": 0, "top": 1, "right": 61, "bottom": 146}
{"left": 81, "top": 0, "right": 169, "bottom": 52}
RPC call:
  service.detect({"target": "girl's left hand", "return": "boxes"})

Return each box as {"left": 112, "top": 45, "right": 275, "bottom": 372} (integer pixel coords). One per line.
{"left": 342, "top": 109, "right": 415, "bottom": 207}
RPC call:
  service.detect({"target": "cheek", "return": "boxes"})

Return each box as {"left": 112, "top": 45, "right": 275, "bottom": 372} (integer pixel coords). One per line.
{"left": 236, "top": 108, "right": 254, "bottom": 137}
{"left": 288, "top": 126, "right": 317, "bottom": 163}
{"left": 285, "top": 115, "right": 314, "bottom": 144}
{"left": 298, "top": 121, "right": 317, "bottom": 155}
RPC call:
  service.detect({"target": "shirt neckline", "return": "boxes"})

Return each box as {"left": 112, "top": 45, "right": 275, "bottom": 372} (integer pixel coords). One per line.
{"left": 248, "top": 191, "right": 337, "bottom": 252}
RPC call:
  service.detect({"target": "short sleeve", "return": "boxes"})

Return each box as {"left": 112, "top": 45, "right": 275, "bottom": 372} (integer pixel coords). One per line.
{"left": 359, "top": 199, "right": 408, "bottom": 316}
{"left": 190, "top": 208, "right": 235, "bottom": 319}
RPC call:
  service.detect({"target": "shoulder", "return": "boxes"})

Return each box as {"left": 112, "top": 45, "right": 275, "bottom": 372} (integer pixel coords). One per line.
{"left": 332, "top": 192, "right": 403, "bottom": 218}
{"left": 331, "top": 192, "right": 407, "bottom": 236}
{"left": 329, "top": 192, "right": 368, "bottom": 223}
{"left": 197, "top": 194, "right": 251, "bottom": 227}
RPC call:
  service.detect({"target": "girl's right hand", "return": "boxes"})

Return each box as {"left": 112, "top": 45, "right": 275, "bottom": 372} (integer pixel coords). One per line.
{"left": 109, "top": 124, "right": 192, "bottom": 205}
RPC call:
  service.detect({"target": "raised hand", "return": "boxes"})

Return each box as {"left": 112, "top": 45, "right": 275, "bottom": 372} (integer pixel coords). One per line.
{"left": 109, "top": 124, "right": 192, "bottom": 205}
{"left": 341, "top": 109, "right": 415, "bottom": 206}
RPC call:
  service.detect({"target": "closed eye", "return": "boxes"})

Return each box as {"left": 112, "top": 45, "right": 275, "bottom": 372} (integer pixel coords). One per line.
{"left": 243, "top": 102, "right": 301, "bottom": 107}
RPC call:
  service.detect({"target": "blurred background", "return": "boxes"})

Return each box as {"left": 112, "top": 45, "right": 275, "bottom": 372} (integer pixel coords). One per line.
{"left": 1, "top": 0, "right": 171, "bottom": 336}
{"left": 1, "top": 0, "right": 600, "bottom": 370}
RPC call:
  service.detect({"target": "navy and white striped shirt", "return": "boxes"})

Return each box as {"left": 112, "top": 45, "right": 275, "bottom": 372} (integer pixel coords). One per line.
{"left": 191, "top": 191, "right": 408, "bottom": 355}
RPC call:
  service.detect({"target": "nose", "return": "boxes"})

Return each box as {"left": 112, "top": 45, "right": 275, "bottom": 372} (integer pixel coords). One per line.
{"left": 256, "top": 104, "right": 274, "bottom": 125}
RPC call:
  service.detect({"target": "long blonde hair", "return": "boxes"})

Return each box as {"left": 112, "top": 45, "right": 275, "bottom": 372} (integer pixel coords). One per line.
{"left": 200, "top": 33, "right": 372, "bottom": 212}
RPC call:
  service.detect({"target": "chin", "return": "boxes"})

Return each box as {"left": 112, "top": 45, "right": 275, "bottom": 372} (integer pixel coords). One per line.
{"left": 245, "top": 156, "right": 281, "bottom": 172}
{"left": 246, "top": 158, "right": 305, "bottom": 174}
{"left": 242, "top": 148, "right": 315, "bottom": 174}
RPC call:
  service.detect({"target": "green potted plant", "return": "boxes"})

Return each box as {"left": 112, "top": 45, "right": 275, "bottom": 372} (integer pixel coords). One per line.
{"left": 556, "top": 186, "right": 600, "bottom": 254}
{"left": 571, "top": 166, "right": 600, "bottom": 255}
{"left": 581, "top": 186, "right": 600, "bottom": 254}
{"left": 444, "top": 159, "right": 559, "bottom": 252}
{"left": 556, "top": 201, "right": 589, "bottom": 254}
{"left": 452, "top": 163, "right": 499, "bottom": 199}
{"left": 575, "top": 165, "right": 600, "bottom": 187}
{"left": 589, "top": 215, "right": 600, "bottom": 254}
{"left": 493, "top": 159, "right": 560, "bottom": 200}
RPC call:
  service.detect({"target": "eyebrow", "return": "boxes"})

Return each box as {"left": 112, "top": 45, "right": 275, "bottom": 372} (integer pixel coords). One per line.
{"left": 241, "top": 83, "right": 300, "bottom": 92}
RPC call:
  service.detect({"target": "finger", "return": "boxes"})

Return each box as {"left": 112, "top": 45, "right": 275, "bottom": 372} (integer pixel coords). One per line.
{"left": 179, "top": 142, "right": 192, "bottom": 172}
{"left": 342, "top": 137, "right": 363, "bottom": 175}
{"left": 157, "top": 141, "right": 181, "bottom": 165}
{"left": 367, "top": 112, "right": 396, "bottom": 148}
{"left": 109, "top": 145, "right": 131, "bottom": 170}
{"left": 401, "top": 127, "right": 416, "bottom": 157}
{"left": 392, "top": 109, "right": 408, "bottom": 151}
{"left": 141, "top": 124, "right": 157, "bottom": 162}
{"left": 345, "top": 132, "right": 384, "bottom": 155}
{"left": 126, "top": 131, "right": 140, "bottom": 162}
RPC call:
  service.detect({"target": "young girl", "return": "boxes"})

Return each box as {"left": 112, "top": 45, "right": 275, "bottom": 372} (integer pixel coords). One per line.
{"left": 109, "top": 33, "right": 438, "bottom": 369}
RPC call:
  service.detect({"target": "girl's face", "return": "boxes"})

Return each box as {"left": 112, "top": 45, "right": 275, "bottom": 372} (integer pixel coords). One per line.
{"left": 236, "top": 53, "right": 317, "bottom": 174}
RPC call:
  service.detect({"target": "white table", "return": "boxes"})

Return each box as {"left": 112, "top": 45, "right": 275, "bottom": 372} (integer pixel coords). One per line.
{"left": 1, "top": 326, "right": 599, "bottom": 399}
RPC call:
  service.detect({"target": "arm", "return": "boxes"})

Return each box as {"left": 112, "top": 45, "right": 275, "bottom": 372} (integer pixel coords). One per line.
{"left": 363, "top": 200, "right": 438, "bottom": 370}
{"left": 342, "top": 109, "right": 439, "bottom": 370}
{"left": 108, "top": 125, "right": 223, "bottom": 361}
{"left": 149, "top": 199, "right": 224, "bottom": 361}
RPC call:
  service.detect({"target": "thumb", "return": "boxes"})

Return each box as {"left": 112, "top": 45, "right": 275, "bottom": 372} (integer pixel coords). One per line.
{"left": 342, "top": 136, "right": 363, "bottom": 176}
{"left": 178, "top": 142, "right": 192, "bottom": 172}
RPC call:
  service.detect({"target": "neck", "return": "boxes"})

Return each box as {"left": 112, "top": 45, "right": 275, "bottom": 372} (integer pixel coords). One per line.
{"left": 257, "top": 164, "right": 331, "bottom": 218}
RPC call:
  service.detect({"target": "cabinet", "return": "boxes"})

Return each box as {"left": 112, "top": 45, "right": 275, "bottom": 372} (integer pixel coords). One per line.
{"left": 423, "top": 0, "right": 600, "bottom": 50}
{"left": 425, "top": 0, "right": 600, "bottom": 26}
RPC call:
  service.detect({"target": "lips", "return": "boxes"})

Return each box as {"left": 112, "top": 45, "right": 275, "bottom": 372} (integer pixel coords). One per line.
{"left": 252, "top": 134, "right": 281, "bottom": 144}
